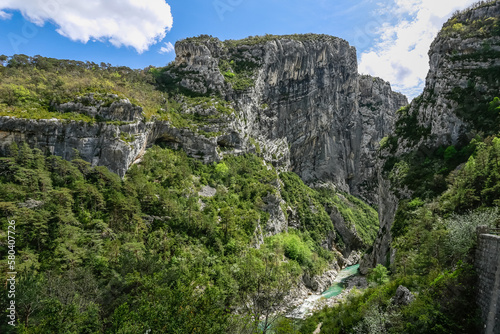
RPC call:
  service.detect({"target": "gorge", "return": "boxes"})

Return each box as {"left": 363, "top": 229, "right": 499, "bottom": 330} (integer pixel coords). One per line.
{"left": 1, "top": 0, "right": 500, "bottom": 333}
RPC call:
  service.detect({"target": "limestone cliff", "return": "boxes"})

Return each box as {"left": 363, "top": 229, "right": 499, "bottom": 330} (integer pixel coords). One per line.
{"left": 360, "top": 1, "right": 500, "bottom": 274}
{"left": 0, "top": 34, "right": 405, "bottom": 203}
{"left": 0, "top": 34, "right": 406, "bottom": 262}
{"left": 171, "top": 34, "right": 407, "bottom": 204}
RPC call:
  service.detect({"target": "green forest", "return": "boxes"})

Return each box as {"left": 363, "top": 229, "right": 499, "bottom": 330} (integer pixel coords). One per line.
{"left": 2, "top": 1, "right": 500, "bottom": 332}
{"left": 0, "top": 53, "right": 384, "bottom": 334}
{"left": 0, "top": 142, "right": 379, "bottom": 333}
{"left": 2, "top": 58, "right": 500, "bottom": 332}
{"left": 302, "top": 134, "right": 500, "bottom": 333}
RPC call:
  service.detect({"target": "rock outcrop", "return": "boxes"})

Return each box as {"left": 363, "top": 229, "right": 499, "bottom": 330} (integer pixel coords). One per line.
{"left": 172, "top": 34, "right": 407, "bottom": 204}
{"left": 0, "top": 34, "right": 406, "bottom": 205}
{"left": 392, "top": 285, "right": 415, "bottom": 307}
{"left": 0, "top": 116, "right": 223, "bottom": 177}
{"left": 328, "top": 205, "right": 365, "bottom": 256}
{"left": 54, "top": 93, "right": 144, "bottom": 122}
{"left": 0, "top": 34, "right": 406, "bottom": 274}
{"left": 361, "top": 1, "right": 500, "bottom": 274}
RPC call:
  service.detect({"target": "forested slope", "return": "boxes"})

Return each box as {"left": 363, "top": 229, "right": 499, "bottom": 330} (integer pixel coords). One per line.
{"left": 0, "top": 142, "right": 378, "bottom": 333}
{"left": 302, "top": 1, "right": 500, "bottom": 333}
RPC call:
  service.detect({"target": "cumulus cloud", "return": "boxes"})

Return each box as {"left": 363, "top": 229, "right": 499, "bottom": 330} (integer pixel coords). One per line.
{"left": 159, "top": 41, "right": 175, "bottom": 54}
{"left": 358, "top": 0, "right": 477, "bottom": 99}
{"left": 0, "top": 0, "right": 173, "bottom": 53}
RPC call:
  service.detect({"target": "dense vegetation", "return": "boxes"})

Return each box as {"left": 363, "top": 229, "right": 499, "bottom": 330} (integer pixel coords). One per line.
{"left": 0, "top": 143, "right": 378, "bottom": 333}
{"left": 181, "top": 33, "right": 344, "bottom": 48}
{"left": 0, "top": 54, "right": 163, "bottom": 121}
{"left": 297, "top": 2, "right": 500, "bottom": 332}
{"left": 298, "top": 5, "right": 500, "bottom": 333}
{"left": 279, "top": 173, "right": 379, "bottom": 247}
{"left": 2, "top": 2, "right": 499, "bottom": 331}
{"left": 301, "top": 134, "right": 500, "bottom": 333}
{"left": 0, "top": 54, "right": 236, "bottom": 137}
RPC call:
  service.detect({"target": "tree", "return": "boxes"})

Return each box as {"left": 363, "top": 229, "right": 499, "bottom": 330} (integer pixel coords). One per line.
{"left": 8, "top": 142, "right": 18, "bottom": 158}
{"left": 0, "top": 54, "right": 7, "bottom": 66}
{"left": 236, "top": 250, "right": 298, "bottom": 334}
{"left": 368, "top": 264, "right": 390, "bottom": 286}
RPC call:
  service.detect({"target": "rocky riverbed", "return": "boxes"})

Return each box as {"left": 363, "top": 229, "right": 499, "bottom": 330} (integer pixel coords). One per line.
{"left": 286, "top": 254, "right": 368, "bottom": 319}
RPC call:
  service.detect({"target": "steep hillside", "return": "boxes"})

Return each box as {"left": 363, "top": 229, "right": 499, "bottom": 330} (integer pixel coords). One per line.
{"left": 361, "top": 0, "right": 500, "bottom": 274}
{"left": 301, "top": 1, "right": 500, "bottom": 328}
{"left": 0, "top": 143, "right": 378, "bottom": 333}
{"left": 165, "top": 34, "right": 407, "bottom": 204}
{"left": 0, "top": 35, "right": 407, "bottom": 205}
{"left": 0, "top": 34, "right": 402, "bottom": 333}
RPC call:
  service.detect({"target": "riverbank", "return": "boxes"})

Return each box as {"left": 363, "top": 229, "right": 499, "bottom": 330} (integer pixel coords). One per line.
{"left": 287, "top": 262, "right": 368, "bottom": 319}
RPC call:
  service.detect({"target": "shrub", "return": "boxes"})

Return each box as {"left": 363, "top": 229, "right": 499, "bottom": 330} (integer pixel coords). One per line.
{"left": 446, "top": 207, "right": 499, "bottom": 262}
{"left": 368, "top": 264, "right": 390, "bottom": 286}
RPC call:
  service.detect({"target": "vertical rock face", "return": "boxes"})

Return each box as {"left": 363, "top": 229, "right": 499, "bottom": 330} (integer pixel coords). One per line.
{"left": 253, "top": 40, "right": 407, "bottom": 203}
{"left": 249, "top": 36, "right": 360, "bottom": 194}
{"left": 0, "top": 117, "right": 152, "bottom": 177}
{"left": 355, "top": 76, "right": 408, "bottom": 202}
{"left": 173, "top": 40, "right": 226, "bottom": 95}
{"left": 390, "top": 1, "right": 500, "bottom": 152}
{"left": 0, "top": 34, "right": 406, "bottom": 236}
{"left": 173, "top": 35, "right": 407, "bottom": 203}
{"left": 361, "top": 1, "right": 500, "bottom": 274}
{"left": 418, "top": 1, "right": 500, "bottom": 147}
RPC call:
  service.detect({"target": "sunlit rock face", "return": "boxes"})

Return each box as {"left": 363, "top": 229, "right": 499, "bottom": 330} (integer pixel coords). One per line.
{"left": 360, "top": 1, "right": 500, "bottom": 274}
{"left": 173, "top": 34, "right": 406, "bottom": 204}
{"left": 0, "top": 34, "right": 406, "bottom": 205}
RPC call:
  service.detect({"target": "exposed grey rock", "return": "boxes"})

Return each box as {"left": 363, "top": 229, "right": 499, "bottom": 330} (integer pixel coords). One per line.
{"left": 0, "top": 35, "right": 405, "bottom": 203}
{"left": 252, "top": 221, "right": 265, "bottom": 249}
{"left": 0, "top": 116, "right": 227, "bottom": 178}
{"left": 17, "top": 199, "right": 44, "bottom": 209}
{"left": 415, "top": 2, "right": 500, "bottom": 148}
{"left": 298, "top": 266, "right": 338, "bottom": 296}
{"left": 344, "top": 250, "right": 362, "bottom": 267}
{"left": 360, "top": 174, "right": 397, "bottom": 274}
{"left": 392, "top": 285, "right": 415, "bottom": 306}
{"left": 0, "top": 116, "right": 152, "bottom": 178}
{"left": 361, "top": 1, "right": 500, "bottom": 273}
{"left": 321, "top": 230, "right": 337, "bottom": 251}
{"left": 174, "top": 38, "right": 227, "bottom": 95}
{"left": 54, "top": 93, "right": 144, "bottom": 122}
{"left": 328, "top": 205, "right": 365, "bottom": 256}
{"left": 262, "top": 192, "right": 288, "bottom": 235}
{"left": 0, "top": 34, "right": 405, "bottom": 276}
{"left": 198, "top": 185, "right": 217, "bottom": 198}
{"left": 346, "top": 275, "right": 368, "bottom": 290}
{"left": 286, "top": 205, "right": 301, "bottom": 230}
{"left": 158, "top": 35, "right": 407, "bottom": 205}
{"left": 302, "top": 272, "right": 319, "bottom": 291}
{"left": 219, "top": 37, "right": 407, "bottom": 204}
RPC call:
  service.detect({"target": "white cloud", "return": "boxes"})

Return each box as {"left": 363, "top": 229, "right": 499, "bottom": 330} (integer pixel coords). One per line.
{"left": 159, "top": 41, "right": 175, "bottom": 54}
{"left": 0, "top": 10, "right": 12, "bottom": 19}
{"left": 0, "top": 0, "right": 173, "bottom": 53}
{"left": 358, "top": 0, "right": 477, "bottom": 99}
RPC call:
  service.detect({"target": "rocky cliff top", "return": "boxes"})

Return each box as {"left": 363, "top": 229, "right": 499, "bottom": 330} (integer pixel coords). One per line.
{"left": 361, "top": 0, "right": 500, "bottom": 273}
{"left": 167, "top": 33, "right": 406, "bottom": 203}
{"left": 0, "top": 34, "right": 406, "bottom": 206}
{"left": 399, "top": 0, "right": 500, "bottom": 150}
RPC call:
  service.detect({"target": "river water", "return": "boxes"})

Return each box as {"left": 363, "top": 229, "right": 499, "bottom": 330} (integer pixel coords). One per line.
{"left": 288, "top": 264, "right": 360, "bottom": 319}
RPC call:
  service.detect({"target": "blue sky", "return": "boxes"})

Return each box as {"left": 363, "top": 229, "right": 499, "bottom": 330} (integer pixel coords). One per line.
{"left": 0, "top": 0, "right": 478, "bottom": 99}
